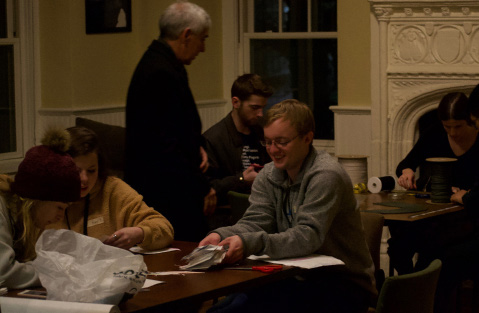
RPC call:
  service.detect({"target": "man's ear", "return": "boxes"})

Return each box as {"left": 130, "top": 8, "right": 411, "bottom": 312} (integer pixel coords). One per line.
{"left": 304, "top": 131, "right": 314, "bottom": 145}
{"left": 232, "top": 97, "right": 241, "bottom": 109}
{"left": 179, "top": 28, "right": 192, "bottom": 43}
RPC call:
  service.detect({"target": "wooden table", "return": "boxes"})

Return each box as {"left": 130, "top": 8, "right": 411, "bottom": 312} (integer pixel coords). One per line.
{"left": 357, "top": 191, "right": 471, "bottom": 276}
{"left": 4, "top": 241, "right": 308, "bottom": 312}
{"left": 356, "top": 191, "right": 464, "bottom": 223}
{"left": 121, "top": 241, "right": 312, "bottom": 312}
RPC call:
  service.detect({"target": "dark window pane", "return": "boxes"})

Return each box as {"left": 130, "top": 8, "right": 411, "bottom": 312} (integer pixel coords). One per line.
{"left": 0, "top": 45, "right": 16, "bottom": 153}
{"left": 282, "top": 0, "right": 307, "bottom": 32}
{"left": 0, "top": 0, "right": 6, "bottom": 38}
{"left": 254, "top": 0, "right": 278, "bottom": 32}
{"left": 311, "top": 0, "right": 337, "bottom": 32}
{"left": 250, "top": 39, "right": 337, "bottom": 139}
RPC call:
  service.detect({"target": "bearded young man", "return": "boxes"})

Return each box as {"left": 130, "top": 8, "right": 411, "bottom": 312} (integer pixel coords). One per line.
{"left": 203, "top": 74, "right": 273, "bottom": 206}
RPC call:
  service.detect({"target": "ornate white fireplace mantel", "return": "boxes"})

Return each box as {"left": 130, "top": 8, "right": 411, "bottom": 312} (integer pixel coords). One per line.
{"left": 368, "top": 0, "right": 479, "bottom": 177}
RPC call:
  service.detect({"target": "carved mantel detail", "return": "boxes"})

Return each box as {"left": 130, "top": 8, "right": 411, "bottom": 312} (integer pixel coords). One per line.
{"left": 372, "top": 3, "right": 478, "bottom": 19}
{"left": 390, "top": 23, "right": 479, "bottom": 66}
{"left": 369, "top": 0, "right": 479, "bottom": 177}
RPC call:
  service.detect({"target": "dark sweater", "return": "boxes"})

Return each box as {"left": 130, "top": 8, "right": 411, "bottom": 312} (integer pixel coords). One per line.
{"left": 396, "top": 125, "right": 479, "bottom": 191}
{"left": 125, "top": 39, "right": 210, "bottom": 241}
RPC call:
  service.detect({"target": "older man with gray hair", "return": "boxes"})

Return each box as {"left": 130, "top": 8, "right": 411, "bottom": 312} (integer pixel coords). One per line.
{"left": 125, "top": 1, "right": 216, "bottom": 242}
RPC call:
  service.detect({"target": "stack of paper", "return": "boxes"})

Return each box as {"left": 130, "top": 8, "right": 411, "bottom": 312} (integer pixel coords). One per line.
{"left": 248, "top": 254, "right": 344, "bottom": 269}
{"left": 0, "top": 298, "right": 119, "bottom": 313}
{"left": 179, "top": 245, "right": 226, "bottom": 270}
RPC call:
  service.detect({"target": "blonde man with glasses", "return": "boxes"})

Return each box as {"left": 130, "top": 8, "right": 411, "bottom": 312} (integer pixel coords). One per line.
{"left": 200, "top": 100, "right": 376, "bottom": 313}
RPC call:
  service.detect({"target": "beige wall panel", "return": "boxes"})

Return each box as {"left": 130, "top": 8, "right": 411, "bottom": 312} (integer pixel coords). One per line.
{"left": 38, "top": 0, "right": 223, "bottom": 110}
{"left": 337, "top": 0, "right": 371, "bottom": 107}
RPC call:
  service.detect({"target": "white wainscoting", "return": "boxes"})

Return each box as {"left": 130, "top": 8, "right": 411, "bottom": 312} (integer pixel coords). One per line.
{"left": 37, "top": 103, "right": 368, "bottom": 161}
{"left": 36, "top": 99, "right": 228, "bottom": 145}
{"left": 37, "top": 102, "right": 370, "bottom": 159}
{"left": 330, "top": 105, "right": 372, "bottom": 176}
{"left": 331, "top": 105, "right": 395, "bottom": 276}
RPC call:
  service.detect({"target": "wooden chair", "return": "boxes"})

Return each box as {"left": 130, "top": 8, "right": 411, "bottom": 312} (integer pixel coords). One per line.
{"left": 75, "top": 117, "right": 126, "bottom": 179}
{"left": 374, "top": 259, "right": 442, "bottom": 313}
{"left": 360, "top": 211, "right": 386, "bottom": 296}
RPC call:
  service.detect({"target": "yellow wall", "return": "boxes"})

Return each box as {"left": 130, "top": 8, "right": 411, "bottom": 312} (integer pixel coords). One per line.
{"left": 337, "top": 0, "right": 371, "bottom": 107}
{"left": 39, "top": 0, "right": 369, "bottom": 109}
{"left": 38, "top": 0, "right": 223, "bottom": 109}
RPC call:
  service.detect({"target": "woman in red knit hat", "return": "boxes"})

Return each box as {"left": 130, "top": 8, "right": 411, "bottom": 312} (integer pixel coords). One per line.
{"left": 0, "top": 128, "right": 81, "bottom": 289}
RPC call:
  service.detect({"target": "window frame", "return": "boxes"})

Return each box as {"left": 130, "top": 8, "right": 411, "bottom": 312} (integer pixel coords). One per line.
{"left": 238, "top": 0, "right": 338, "bottom": 152}
{"left": 0, "top": 0, "right": 36, "bottom": 173}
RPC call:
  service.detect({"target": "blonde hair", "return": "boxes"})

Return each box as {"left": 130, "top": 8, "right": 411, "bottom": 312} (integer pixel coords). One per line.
{"left": 0, "top": 175, "right": 41, "bottom": 262}
{"left": 264, "top": 99, "right": 315, "bottom": 136}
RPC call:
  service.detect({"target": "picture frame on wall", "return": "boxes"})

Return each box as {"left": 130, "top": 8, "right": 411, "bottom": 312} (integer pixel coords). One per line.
{"left": 85, "top": 0, "right": 131, "bottom": 34}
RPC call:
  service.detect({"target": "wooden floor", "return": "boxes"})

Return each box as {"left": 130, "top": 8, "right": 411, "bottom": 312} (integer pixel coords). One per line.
{"left": 195, "top": 259, "right": 477, "bottom": 313}
{"left": 196, "top": 288, "right": 479, "bottom": 313}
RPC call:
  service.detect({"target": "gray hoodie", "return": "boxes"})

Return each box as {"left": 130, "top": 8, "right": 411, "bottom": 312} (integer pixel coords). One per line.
{"left": 215, "top": 148, "right": 376, "bottom": 296}
{"left": 0, "top": 195, "right": 41, "bottom": 289}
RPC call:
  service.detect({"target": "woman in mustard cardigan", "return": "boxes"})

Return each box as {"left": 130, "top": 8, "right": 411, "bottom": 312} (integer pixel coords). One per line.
{"left": 49, "top": 126, "right": 174, "bottom": 250}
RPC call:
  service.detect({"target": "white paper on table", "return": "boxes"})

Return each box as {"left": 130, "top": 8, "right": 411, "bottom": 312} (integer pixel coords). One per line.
{"left": 129, "top": 247, "right": 180, "bottom": 255}
{"left": 148, "top": 271, "right": 204, "bottom": 276}
{"left": 0, "top": 297, "right": 119, "bottom": 313}
{"left": 142, "top": 279, "right": 166, "bottom": 289}
{"left": 248, "top": 254, "right": 344, "bottom": 269}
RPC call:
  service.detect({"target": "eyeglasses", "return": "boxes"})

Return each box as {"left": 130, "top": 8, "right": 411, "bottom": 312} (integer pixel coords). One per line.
{"left": 260, "top": 135, "right": 299, "bottom": 148}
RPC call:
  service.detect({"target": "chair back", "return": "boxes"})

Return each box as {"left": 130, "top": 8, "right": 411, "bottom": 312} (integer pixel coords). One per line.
{"left": 75, "top": 117, "right": 126, "bottom": 179}
{"left": 375, "top": 259, "right": 442, "bottom": 313}
{"left": 360, "top": 211, "right": 386, "bottom": 294}
{"left": 227, "top": 191, "right": 250, "bottom": 224}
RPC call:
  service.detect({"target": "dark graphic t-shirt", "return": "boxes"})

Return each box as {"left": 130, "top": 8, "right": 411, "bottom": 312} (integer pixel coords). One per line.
{"left": 241, "top": 134, "right": 262, "bottom": 169}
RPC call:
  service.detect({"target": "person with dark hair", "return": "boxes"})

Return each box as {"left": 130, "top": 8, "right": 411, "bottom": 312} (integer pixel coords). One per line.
{"left": 125, "top": 1, "right": 215, "bottom": 242}
{"left": 390, "top": 91, "right": 479, "bottom": 275}
{"left": 451, "top": 84, "right": 479, "bottom": 204}
{"left": 0, "top": 128, "right": 81, "bottom": 289}
{"left": 200, "top": 100, "right": 376, "bottom": 313}
{"left": 203, "top": 74, "right": 273, "bottom": 207}
{"left": 433, "top": 84, "right": 479, "bottom": 313}
{"left": 397, "top": 92, "right": 479, "bottom": 191}
{"left": 468, "top": 83, "right": 479, "bottom": 117}
{"left": 48, "top": 126, "right": 174, "bottom": 251}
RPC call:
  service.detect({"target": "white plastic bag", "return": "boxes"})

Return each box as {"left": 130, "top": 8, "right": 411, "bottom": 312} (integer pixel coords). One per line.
{"left": 32, "top": 229, "right": 147, "bottom": 305}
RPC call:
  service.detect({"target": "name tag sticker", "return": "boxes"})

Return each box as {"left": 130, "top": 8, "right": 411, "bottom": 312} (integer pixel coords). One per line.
{"left": 88, "top": 216, "right": 104, "bottom": 227}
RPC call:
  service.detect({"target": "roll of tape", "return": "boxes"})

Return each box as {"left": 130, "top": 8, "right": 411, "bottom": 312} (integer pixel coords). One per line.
{"left": 367, "top": 176, "right": 396, "bottom": 193}
{"left": 426, "top": 157, "right": 457, "bottom": 203}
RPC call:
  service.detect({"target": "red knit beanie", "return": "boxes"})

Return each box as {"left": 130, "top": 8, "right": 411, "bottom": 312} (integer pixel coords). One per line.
{"left": 11, "top": 129, "right": 81, "bottom": 202}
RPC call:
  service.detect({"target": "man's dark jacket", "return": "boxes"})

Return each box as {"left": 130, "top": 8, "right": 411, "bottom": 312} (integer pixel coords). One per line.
{"left": 203, "top": 112, "right": 270, "bottom": 205}
{"left": 125, "top": 39, "right": 210, "bottom": 241}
